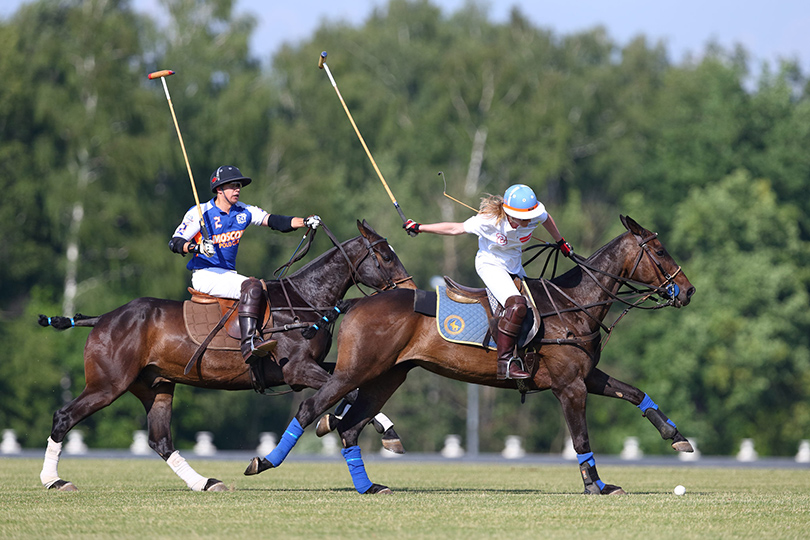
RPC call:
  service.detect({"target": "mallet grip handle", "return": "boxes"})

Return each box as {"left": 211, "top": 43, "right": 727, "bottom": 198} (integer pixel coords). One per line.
{"left": 148, "top": 69, "right": 175, "bottom": 79}
{"left": 318, "top": 51, "right": 327, "bottom": 69}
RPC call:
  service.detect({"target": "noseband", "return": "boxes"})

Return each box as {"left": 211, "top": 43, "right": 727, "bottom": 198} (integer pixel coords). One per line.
{"left": 321, "top": 225, "right": 413, "bottom": 294}
{"left": 629, "top": 232, "right": 682, "bottom": 302}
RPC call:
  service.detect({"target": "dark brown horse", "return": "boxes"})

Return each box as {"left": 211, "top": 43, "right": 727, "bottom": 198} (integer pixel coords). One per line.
{"left": 244, "top": 216, "right": 696, "bottom": 495}
{"left": 38, "top": 220, "right": 414, "bottom": 492}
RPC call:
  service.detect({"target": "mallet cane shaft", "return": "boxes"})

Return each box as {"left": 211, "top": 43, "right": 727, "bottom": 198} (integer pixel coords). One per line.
{"left": 318, "top": 52, "right": 415, "bottom": 235}
{"left": 148, "top": 69, "right": 210, "bottom": 241}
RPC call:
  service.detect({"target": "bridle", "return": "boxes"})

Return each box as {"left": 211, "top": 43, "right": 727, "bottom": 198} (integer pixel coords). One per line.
{"left": 529, "top": 228, "right": 685, "bottom": 350}
{"left": 319, "top": 224, "right": 414, "bottom": 294}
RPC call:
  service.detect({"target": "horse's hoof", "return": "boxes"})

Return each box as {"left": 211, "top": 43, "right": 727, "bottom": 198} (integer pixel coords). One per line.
{"left": 672, "top": 440, "right": 694, "bottom": 452}
{"left": 601, "top": 484, "right": 627, "bottom": 495}
{"left": 672, "top": 433, "right": 694, "bottom": 452}
{"left": 244, "top": 457, "right": 274, "bottom": 476}
{"left": 203, "top": 478, "right": 228, "bottom": 492}
{"left": 364, "top": 483, "right": 392, "bottom": 494}
{"left": 49, "top": 479, "right": 78, "bottom": 492}
{"left": 316, "top": 414, "right": 338, "bottom": 437}
{"left": 381, "top": 437, "right": 405, "bottom": 454}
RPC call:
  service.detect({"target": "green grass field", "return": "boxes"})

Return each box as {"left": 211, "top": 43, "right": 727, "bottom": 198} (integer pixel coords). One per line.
{"left": 1, "top": 457, "right": 808, "bottom": 539}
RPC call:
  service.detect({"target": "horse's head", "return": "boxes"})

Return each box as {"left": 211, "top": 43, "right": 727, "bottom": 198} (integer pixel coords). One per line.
{"left": 350, "top": 220, "right": 416, "bottom": 292}
{"left": 620, "top": 215, "right": 695, "bottom": 308}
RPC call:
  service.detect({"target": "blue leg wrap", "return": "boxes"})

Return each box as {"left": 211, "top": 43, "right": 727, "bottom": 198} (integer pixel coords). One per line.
{"left": 342, "top": 445, "right": 373, "bottom": 494}
{"left": 637, "top": 393, "right": 658, "bottom": 412}
{"left": 265, "top": 417, "right": 304, "bottom": 467}
{"left": 577, "top": 452, "right": 606, "bottom": 491}
{"left": 638, "top": 394, "right": 677, "bottom": 428}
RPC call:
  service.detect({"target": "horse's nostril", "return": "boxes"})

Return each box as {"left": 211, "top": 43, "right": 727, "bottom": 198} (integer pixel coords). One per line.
{"left": 687, "top": 287, "right": 695, "bottom": 298}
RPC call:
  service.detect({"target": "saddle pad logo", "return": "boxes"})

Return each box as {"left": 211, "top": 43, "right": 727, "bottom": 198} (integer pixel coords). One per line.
{"left": 443, "top": 315, "right": 465, "bottom": 335}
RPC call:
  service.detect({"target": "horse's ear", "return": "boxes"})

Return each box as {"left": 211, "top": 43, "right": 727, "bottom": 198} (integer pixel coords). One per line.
{"left": 357, "top": 219, "right": 376, "bottom": 238}
{"left": 621, "top": 215, "right": 645, "bottom": 236}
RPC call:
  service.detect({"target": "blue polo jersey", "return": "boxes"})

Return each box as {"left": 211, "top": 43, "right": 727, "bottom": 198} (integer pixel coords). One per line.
{"left": 172, "top": 199, "right": 269, "bottom": 271}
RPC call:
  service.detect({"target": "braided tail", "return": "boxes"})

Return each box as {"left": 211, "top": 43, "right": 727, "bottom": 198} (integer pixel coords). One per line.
{"left": 38, "top": 313, "right": 99, "bottom": 330}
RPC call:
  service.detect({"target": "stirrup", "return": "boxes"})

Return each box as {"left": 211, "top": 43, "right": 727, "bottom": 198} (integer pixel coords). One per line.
{"left": 250, "top": 336, "right": 277, "bottom": 356}
{"left": 498, "top": 356, "right": 530, "bottom": 380}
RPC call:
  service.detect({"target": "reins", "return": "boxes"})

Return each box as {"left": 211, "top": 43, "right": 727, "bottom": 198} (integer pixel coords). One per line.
{"left": 526, "top": 229, "right": 683, "bottom": 351}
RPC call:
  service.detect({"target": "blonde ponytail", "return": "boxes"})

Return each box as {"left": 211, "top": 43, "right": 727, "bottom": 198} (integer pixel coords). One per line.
{"left": 479, "top": 194, "right": 507, "bottom": 224}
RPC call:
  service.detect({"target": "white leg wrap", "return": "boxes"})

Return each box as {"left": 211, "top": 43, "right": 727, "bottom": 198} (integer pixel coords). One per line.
{"left": 40, "top": 437, "right": 63, "bottom": 488}
{"left": 373, "top": 413, "right": 394, "bottom": 432}
{"left": 166, "top": 451, "right": 208, "bottom": 492}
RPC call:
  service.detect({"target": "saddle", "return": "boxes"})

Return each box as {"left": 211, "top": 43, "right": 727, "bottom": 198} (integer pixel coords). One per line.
{"left": 183, "top": 288, "right": 271, "bottom": 350}
{"left": 438, "top": 276, "right": 542, "bottom": 349}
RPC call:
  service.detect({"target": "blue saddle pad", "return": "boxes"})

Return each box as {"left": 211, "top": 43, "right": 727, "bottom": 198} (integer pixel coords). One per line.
{"left": 436, "top": 286, "right": 497, "bottom": 350}
{"left": 435, "top": 286, "right": 537, "bottom": 350}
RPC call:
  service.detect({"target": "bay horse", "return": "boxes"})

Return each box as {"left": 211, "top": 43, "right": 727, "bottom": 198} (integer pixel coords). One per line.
{"left": 244, "top": 215, "right": 696, "bottom": 495}
{"left": 37, "top": 220, "right": 414, "bottom": 492}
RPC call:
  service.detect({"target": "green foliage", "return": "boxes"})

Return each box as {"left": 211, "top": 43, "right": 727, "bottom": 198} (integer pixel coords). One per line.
{"left": 1, "top": 0, "right": 809, "bottom": 458}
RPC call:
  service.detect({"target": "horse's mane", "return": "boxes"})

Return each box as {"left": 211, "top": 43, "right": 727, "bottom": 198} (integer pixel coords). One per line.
{"left": 275, "top": 234, "right": 360, "bottom": 281}
{"left": 528, "top": 230, "right": 628, "bottom": 289}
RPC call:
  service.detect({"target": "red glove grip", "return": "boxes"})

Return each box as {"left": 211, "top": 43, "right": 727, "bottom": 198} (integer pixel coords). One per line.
{"left": 557, "top": 238, "right": 573, "bottom": 257}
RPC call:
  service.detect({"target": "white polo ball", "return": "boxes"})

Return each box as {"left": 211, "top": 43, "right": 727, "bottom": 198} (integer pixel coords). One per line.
{"left": 674, "top": 484, "right": 686, "bottom": 496}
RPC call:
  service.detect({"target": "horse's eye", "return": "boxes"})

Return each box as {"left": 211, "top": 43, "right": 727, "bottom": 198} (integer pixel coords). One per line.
{"left": 656, "top": 249, "right": 665, "bottom": 257}
{"left": 381, "top": 252, "right": 392, "bottom": 262}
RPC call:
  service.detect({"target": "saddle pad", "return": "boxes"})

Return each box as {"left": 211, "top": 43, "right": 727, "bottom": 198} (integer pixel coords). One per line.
{"left": 436, "top": 286, "right": 497, "bottom": 350}
{"left": 183, "top": 300, "right": 239, "bottom": 351}
{"left": 435, "top": 286, "right": 538, "bottom": 350}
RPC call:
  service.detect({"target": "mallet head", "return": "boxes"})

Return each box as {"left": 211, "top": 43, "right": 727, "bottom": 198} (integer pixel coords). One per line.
{"left": 318, "top": 51, "right": 327, "bottom": 69}
{"left": 148, "top": 69, "right": 175, "bottom": 80}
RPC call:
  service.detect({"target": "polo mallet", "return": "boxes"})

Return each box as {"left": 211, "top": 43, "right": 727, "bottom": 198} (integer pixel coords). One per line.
{"left": 148, "top": 69, "right": 210, "bottom": 242}
{"left": 318, "top": 52, "right": 416, "bottom": 236}
{"left": 438, "top": 171, "right": 478, "bottom": 213}
{"left": 438, "top": 171, "right": 545, "bottom": 242}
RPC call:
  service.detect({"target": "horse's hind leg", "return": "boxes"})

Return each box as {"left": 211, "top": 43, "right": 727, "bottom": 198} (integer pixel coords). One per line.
{"left": 128, "top": 381, "right": 226, "bottom": 492}
{"left": 554, "top": 379, "right": 626, "bottom": 495}
{"left": 585, "top": 367, "right": 693, "bottom": 452}
{"left": 41, "top": 381, "right": 130, "bottom": 491}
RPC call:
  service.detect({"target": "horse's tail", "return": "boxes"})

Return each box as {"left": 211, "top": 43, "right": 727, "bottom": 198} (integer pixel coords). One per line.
{"left": 38, "top": 313, "right": 99, "bottom": 330}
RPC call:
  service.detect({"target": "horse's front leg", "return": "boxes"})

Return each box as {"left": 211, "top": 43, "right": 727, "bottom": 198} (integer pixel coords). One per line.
{"left": 585, "top": 367, "right": 693, "bottom": 452}
{"left": 554, "top": 380, "right": 626, "bottom": 495}
{"left": 129, "top": 381, "right": 226, "bottom": 492}
{"left": 243, "top": 373, "right": 358, "bottom": 476}
{"left": 315, "top": 388, "right": 404, "bottom": 454}
{"left": 333, "top": 364, "right": 413, "bottom": 495}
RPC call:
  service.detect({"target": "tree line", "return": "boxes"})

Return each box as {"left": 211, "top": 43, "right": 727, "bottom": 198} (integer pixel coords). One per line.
{"left": 2, "top": 0, "right": 809, "bottom": 457}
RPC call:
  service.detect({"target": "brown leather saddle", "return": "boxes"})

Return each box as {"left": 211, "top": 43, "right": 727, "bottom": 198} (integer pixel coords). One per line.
{"left": 182, "top": 288, "right": 271, "bottom": 350}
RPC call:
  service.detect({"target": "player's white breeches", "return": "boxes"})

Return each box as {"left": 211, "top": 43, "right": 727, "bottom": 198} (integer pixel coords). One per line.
{"left": 475, "top": 261, "right": 524, "bottom": 306}
{"left": 191, "top": 268, "right": 247, "bottom": 299}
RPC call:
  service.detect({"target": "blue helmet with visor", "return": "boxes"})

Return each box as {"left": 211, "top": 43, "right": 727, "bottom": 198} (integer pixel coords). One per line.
{"left": 502, "top": 184, "right": 546, "bottom": 219}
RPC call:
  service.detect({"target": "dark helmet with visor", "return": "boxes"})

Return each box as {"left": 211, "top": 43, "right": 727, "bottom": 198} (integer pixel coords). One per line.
{"left": 210, "top": 165, "right": 252, "bottom": 193}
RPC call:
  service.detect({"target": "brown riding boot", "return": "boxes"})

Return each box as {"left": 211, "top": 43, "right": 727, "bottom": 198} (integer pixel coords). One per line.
{"left": 239, "top": 278, "right": 276, "bottom": 363}
{"left": 496, "top": 295, "right": 530, "bottom": 380}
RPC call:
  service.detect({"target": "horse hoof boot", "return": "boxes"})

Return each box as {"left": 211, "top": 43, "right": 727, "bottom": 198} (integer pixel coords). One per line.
{"left": 203, "top": 478, "right": 228, "bottom": 492}
{"left": 244, "top": 457, "right": 274, "bottom": 476}
{"left": 315, "top": 414, "right": 338, "bottom": 437}
{"left": 48, "top": 479, "right": 78, "bottom": 492}
{"left": 364, "top": 483, "right": 392, "bottom": 494}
